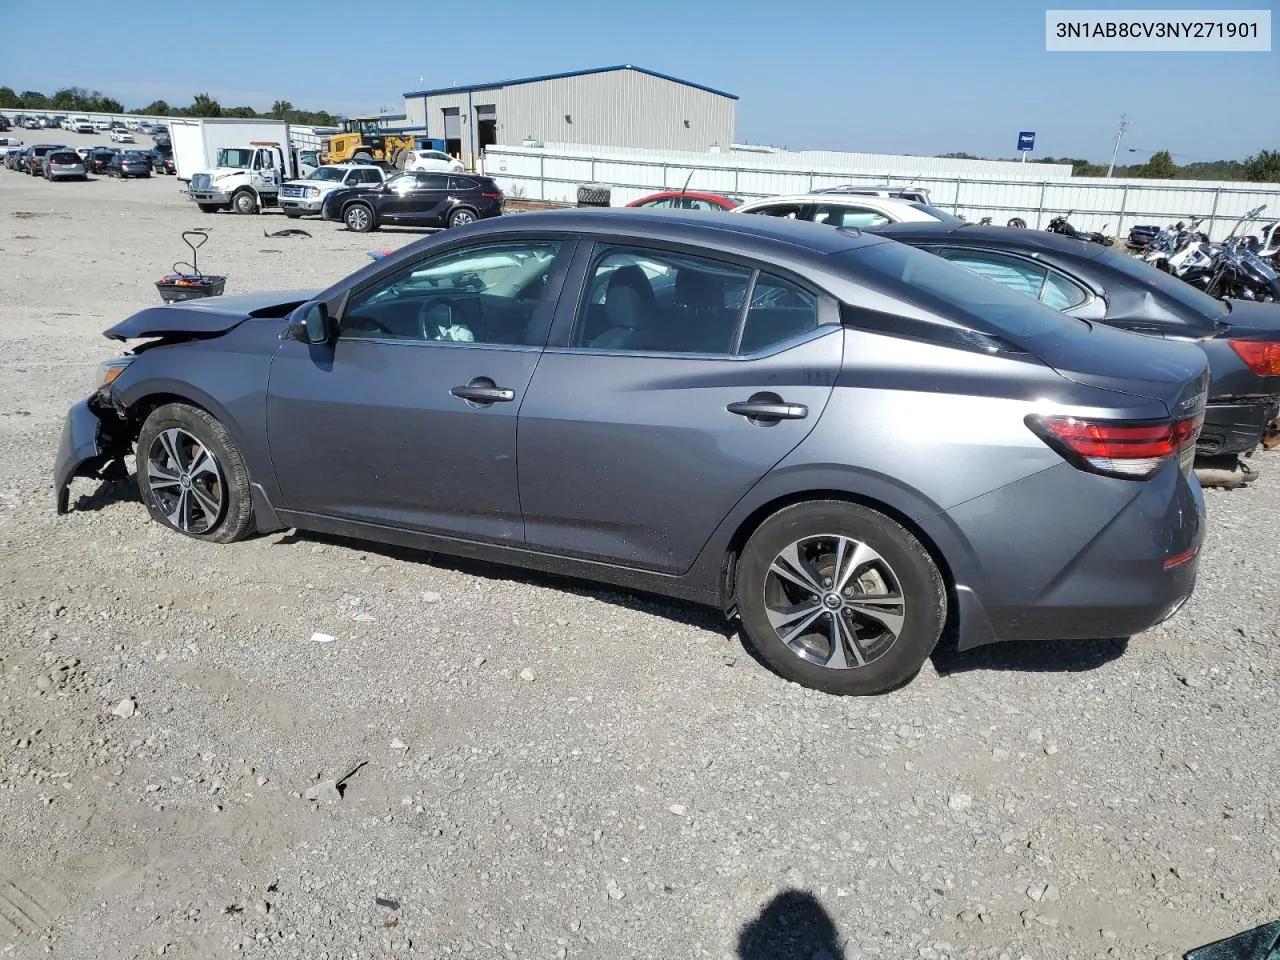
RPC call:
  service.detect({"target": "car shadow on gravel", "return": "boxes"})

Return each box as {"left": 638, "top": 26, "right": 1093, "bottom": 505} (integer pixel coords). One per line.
{"left": 272, "top": 529, "right": 733, "bottom": 635}
{"left": 930, "top": 635, "right": 1129, "bottom": 677}
{"left": 67, "top": 473, "right": 139, "bottom": 512}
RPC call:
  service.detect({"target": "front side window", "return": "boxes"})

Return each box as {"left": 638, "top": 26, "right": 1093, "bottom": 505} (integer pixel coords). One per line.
{"left": 385, "top": 173, "right": 416, "bottom": 193}
{"left": 340, "top": 241, "right": 563, "bottom": 346}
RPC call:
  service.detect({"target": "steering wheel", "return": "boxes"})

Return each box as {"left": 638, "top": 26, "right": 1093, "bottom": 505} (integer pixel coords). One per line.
{"left": 345, "top": 312, "right": 395, "bottom": 337}
{"left": 454, "top": 271, "right": 483, "bottom": 292}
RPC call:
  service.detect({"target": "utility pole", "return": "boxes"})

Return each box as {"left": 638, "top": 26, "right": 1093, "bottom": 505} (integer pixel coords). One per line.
{"left": 1106, "top": 114, "right": 1131, "bottom": 178}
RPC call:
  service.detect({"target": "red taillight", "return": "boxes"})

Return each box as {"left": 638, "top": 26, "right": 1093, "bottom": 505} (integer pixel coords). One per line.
{"left": 1228, "top": 340, "right": 1280, "bottom": 376}
{"left": 1026, "top": 414, "right": 1202, "bottom": 480}
{"left": 481, "top": 192, "right": 502, "bottom": 199}
{"left": 1162, "top": 547, "right": 1197, "bottom": 570}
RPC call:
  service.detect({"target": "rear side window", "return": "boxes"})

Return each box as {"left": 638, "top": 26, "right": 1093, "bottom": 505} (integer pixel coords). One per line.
{"left": 846, "top": 240, "right": 1082, "bottom": 340}
{"left": 448, "top": 176, "right": 479, "bottom": 190}
{"left": 738, "top": 275, "right": 820, "bottom": 354}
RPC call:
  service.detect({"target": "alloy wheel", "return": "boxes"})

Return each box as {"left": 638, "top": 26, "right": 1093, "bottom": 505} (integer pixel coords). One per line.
{"left": 763, "top": 535, "right": 906, "bottom": 669}
{"left": 146, "top": 428, "right": 225, "bottom": 534}
{"left": 451, "top": 209, "right": 475, "bottom": 226}
{"left": 346, "top": 206, "right": 370, "bottom": 231}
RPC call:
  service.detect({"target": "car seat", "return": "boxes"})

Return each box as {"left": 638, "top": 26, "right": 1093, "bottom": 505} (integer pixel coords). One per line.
{"left": 589, "top": 265, "right": 658, "bottom": 350}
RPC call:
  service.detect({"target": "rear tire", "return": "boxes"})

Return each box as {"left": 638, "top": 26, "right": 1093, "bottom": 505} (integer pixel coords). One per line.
{"left": 448, "top": 207, "right": 477, "bottom": 228}
{"left": 1007, "top": 217, "right": 1027, "bottom": 228}
{"left": 392, "top": 148, "right": 411, "bottom": 170}
{"left": 353, "top": 151, "right": 373, "bottom": 163}
{"left": 136, "top": 403, "right": 256, "bottom": 544}
{"left": 735, "top": 501, "right": 946, "bottom": 696}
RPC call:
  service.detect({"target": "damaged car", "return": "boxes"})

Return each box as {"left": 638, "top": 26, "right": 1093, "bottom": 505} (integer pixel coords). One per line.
{"left": 56, "top": 211, "right": 1211, "bottom": 696}
{"left": 868, "top": 222, "right": 1280, "bottom": 485}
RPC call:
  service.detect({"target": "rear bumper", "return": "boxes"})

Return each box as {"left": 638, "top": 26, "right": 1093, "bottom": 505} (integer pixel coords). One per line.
{"left": 54, "top": 398, "right": 132, "bottom": 514}
{"left": 1197, "top": 397, "right": 1280, "bottom": 456}
{"left": 920, "top": 462, "right": 1205, "bottom": 651}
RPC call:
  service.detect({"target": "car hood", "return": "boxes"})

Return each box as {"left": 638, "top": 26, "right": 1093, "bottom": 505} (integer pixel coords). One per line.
{"left": 104, "top": 290, "right": 321, "bottom": 341}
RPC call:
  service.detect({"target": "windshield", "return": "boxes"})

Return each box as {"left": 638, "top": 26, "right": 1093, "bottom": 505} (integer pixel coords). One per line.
{"left": 1092, "top": 247, "right": 1224, "bottom": 319}
{"left": 846, "top": 239, "right": 1085, "bottom": 343}
{"left": 215, "top": 148, "right": 253, "bottom": 169}
{"left": 911, "top": 203, "right": 964, "bottom": 223}
{"left": 308, "top": 167, "right": 346, "bottom": 182}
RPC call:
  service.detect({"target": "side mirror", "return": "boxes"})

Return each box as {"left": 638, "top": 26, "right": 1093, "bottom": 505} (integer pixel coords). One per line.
{"left": 290, "top": 303, "right": 333, "bottom": 344}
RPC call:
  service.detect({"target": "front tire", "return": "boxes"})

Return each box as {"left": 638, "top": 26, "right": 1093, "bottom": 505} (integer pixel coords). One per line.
{"left": 232, "top": 190, "right": 257, "bottom": 215}
{"left": 735, "top": 501, "right": 946, "bottom": 696}
{"left": 136, "top": 403, "right": 255, "bottom": 544}
{"left": 197, "top": 203, "right": 222, "bottom": 214}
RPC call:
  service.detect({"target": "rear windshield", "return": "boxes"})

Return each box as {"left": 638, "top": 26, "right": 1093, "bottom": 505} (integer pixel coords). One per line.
{"left": 1092, "top": 246, "right": 1224, "bottom": 320}
{"left": 910, "top": 203, "right": 964, "bottom": 222}
{"left": 48, "top": 152, "right": 79, "bottom": 162}
{"left": 846, "top": 239, "right": 1084, "bottom": 342}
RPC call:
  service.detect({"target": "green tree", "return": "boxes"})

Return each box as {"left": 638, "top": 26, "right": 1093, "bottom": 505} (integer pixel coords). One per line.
{"left": 187, "top": 92, "right": 222, "bottom": 117}
{"left": 269, "top": 99, "right": 294, "bottom": 119}
{"left": 223, "top": 105, "right": 259, "bottom": 118}
{"left": 0, "top": 86, "right": 16, "bottom": 107}
{"left": 1135, "top": 150, "right": 1177, "bottom": 179}
{"left": 134, "top": 99, "right": 174, "bottom": 116}
{"left": 18, "top": 90, "right": 49, "bottom": 108}
{"left": 1243, "top": 150, "right": 1280, "bottom": 183}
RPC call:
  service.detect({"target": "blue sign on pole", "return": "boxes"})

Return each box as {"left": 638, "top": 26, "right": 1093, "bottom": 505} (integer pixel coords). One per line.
{"left": 1017, "top": 131, "right": 1036, "bottom": 152}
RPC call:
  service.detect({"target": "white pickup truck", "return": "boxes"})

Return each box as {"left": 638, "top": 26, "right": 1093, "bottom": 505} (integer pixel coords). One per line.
{"left": 278, "top": 163, "right": 388, "bottom": 218}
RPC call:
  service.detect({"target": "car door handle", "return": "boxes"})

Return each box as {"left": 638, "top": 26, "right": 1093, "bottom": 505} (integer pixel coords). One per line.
{"left": 727, "top": 400, "right": 808, "bottom": 421}
{"left": 451, "top": 384, "right": 515, "bottom": 404}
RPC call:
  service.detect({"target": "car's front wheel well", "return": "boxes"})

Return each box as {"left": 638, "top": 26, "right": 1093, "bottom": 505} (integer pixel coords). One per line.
{"left": 721, "top": 490, "right": 957, "bottom": 628}
{"left": 125, "top": 393, "right": 212, "bottom": 439}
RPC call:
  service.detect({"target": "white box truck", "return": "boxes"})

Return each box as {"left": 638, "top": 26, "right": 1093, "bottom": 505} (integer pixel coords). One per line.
{"left": 171, "top": 118, "right": 319, "bottom": 215}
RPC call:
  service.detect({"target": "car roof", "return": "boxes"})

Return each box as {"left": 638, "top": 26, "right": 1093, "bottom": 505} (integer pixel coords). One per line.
{"left": 458, "top": 208, "right": 883, "bottom": 258}
{"left": 870, "top": 222, "right": 1110, "bottom": 260}
{"left": 742, "top": 193, "right": 928, "bottom": 208}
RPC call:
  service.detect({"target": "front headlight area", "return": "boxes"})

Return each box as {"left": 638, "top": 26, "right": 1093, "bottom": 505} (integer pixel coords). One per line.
{"left": 95, "top": 358, "right": 134, "bottom": 397}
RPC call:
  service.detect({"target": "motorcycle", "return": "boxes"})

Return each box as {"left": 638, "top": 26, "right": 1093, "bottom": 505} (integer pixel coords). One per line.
{"left": 1125, "top": 224, "right": 1162, "bottom": 250}
{"left": 1142, "top": 216, "right": 1212, "bottom": 276}
{"left": 1046, "top": 210, "right": 1114, "bottom": 246}
{"left": 1181, "top": 205, "right": 1280, "bottom": 302}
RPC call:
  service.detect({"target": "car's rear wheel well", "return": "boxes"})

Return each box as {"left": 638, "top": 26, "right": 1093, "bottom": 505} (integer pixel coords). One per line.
{"left": 721, "top": 490, "right": 957, "bottom": 627}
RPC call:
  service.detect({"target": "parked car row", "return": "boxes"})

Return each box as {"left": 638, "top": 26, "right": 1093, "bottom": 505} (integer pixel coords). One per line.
{"left": 57, "top": 209, "right": 1232, "bottom": 697}
{"left": 1, "top": 142, "right": 174, "bottom": 177}
{"left": 0, "top": 113, "right": 169, "bottom": 138}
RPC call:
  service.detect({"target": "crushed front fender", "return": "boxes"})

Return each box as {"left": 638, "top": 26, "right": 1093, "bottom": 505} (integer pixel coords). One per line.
{"left": 54, "top": 397, "right": 132, "bottom": 514}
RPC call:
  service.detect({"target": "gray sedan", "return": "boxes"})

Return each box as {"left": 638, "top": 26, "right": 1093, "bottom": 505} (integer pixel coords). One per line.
{"left": 54, "top": 211, "right": 1209, "bottom": 695}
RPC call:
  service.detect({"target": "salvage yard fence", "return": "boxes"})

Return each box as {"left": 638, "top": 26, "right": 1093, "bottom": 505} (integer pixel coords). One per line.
{"left": 483, "top": 144, "right": 1280, "bottom": 242}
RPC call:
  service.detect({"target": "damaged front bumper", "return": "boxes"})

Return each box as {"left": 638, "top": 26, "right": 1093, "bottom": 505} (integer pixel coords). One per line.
{"left": 54, "top": 397, "right": 132, "bottom": 514}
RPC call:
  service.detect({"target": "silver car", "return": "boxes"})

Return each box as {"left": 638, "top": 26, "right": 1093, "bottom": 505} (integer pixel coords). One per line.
{"left": 44, "top": 150, "right": 87, "bottom": 181}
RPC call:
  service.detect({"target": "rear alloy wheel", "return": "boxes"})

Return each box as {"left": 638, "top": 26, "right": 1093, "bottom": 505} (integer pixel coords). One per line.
{"left": 736, "top": 501, "right": 946, "bottom": 695}
{"left": 448, "top": 207, "right": 476, "bottom": 228}
{"left": 344, "top": 203, "right": 375, "bottom": 232}
{"left": 232, "top": 190, "right": 257, "bottom": 215}
{"left": 136, "top": 403, "right": 255, "bottom": 544}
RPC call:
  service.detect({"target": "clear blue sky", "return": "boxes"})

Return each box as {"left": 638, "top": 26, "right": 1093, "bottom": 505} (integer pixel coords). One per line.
{"left": 0, "top": 0, "right": 1272, "bottom": 162}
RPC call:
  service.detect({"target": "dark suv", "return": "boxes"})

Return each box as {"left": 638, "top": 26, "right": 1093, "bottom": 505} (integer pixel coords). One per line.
{"left": 321, "top": 171, "right": 503, "bottom": 232}
{"left": 23, "top": 144, "right": 65, "bottom": 175}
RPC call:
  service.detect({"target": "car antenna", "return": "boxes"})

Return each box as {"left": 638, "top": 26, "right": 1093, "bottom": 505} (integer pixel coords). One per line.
{"left": 678, "top": 168, "right": 695, "bottom": 204}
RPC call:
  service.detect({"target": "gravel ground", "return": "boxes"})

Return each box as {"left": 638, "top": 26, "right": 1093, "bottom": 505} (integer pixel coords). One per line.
{"left": 1, "top": 171, "right": 1278, "bottom": 960}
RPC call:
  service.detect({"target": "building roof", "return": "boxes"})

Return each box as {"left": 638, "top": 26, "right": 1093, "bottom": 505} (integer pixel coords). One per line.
{"left": 403, "top": 64, "right": 738, "bottom": 101}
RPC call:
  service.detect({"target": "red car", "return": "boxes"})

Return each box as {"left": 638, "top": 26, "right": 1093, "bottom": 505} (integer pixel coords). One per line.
{"left": 626, "top": 190, "right": 743, "bottom": 211}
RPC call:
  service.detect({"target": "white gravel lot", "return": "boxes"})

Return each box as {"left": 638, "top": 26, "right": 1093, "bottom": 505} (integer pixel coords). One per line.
{"left": 1, "top": 169, "right": 1278, "bottom": 960}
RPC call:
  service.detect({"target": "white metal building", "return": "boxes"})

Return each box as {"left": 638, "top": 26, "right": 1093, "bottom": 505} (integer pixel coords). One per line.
{"left": 401, "top": 65, "right": 737, "bottom": 169}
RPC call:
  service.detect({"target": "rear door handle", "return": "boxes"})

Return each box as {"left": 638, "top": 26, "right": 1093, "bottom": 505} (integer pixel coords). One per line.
{"left": 451, "top": 382, "right": 515, "bottom": 404}
{"left": 727, "top": 400, "right": 808, "bottom": 421}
